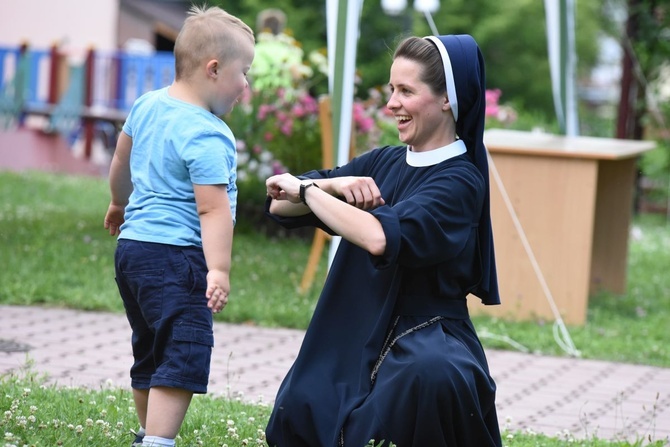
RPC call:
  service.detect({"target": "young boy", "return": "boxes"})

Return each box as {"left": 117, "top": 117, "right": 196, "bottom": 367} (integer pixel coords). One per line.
{"left": 103, "top": 6, "right": 254, "bottom": 447}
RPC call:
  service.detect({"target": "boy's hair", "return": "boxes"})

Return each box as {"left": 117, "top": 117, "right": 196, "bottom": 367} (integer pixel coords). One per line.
{"left": 174, "top": 5, "right": 255, "bottom": 81}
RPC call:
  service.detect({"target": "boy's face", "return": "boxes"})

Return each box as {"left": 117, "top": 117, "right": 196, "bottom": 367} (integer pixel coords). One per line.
{"left": 209, "top": 38, "right": 255, "bottom": 116}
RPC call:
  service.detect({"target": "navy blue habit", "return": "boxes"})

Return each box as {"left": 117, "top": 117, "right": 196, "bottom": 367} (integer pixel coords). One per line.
{"left": 265, "top": 34, "right": 502, "bottom": 447}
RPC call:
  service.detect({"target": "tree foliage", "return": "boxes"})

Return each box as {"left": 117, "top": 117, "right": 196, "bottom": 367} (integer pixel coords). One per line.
{"left": 214, "top": 0, "right": 607, "bottom": 116}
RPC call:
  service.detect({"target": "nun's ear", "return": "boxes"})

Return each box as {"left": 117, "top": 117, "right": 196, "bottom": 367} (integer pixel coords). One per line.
{"left": 442, "top": 97, "right": 452, "bottom": 112}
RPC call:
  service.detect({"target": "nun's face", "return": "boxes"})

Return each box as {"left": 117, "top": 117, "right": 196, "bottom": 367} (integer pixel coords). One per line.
{"left": 387, "top": 57, "right": 453, "bottom": 152}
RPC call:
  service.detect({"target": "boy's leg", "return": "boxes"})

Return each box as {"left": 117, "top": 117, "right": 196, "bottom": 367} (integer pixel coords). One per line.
{"left": 133, "top": 388, "right": 149, "bottom": 428}
{"left": 145, "top": 386, "right": 194, "bottom": 439}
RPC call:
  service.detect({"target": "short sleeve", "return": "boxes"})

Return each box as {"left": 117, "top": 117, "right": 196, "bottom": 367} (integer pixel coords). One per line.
{"left": 184, "top": 132, "right": 235, "bottom": 186}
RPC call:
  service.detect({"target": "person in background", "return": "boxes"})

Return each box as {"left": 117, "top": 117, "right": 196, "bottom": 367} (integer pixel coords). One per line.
{"left": 103, "top": 6, "right": 254, "bottom": 447}
{"left": 264, "top": 33, "right": 502, "bottom": 447}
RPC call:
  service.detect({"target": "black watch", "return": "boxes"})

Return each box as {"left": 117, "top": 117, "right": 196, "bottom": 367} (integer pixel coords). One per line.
{"left": 299, "top": 180, "right": 319, "bottom": 205}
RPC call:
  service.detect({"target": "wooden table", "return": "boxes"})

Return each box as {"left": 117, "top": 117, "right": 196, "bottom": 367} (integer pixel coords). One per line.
{"left": 469, "top": 129, "right": 656, "bottom": 325}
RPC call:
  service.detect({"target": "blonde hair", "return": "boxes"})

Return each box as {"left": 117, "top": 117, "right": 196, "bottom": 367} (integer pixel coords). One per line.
{"left": 174, "top": 5, "right": 255, "bottom": 80}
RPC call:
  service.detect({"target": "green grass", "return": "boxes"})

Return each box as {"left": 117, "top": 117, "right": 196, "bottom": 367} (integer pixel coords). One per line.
{"left": 0, "top": 368, "right": 272, "bottom": 446}
{"left": 470, "top": 212, "right": 670, "bottom": 366}
{"left": 0, "top": 170, "right": 323, "bottom": 328}
{"left": 1, "top": 371, "right": 665, "bottom": 447}
{"left": 0, "top": 170, "right": 669, "bottom": 446}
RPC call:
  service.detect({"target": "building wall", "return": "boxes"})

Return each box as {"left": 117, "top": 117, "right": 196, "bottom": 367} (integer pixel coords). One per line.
{"left": 0, "top": 0, "right": 118, "bottom": 51}
{"left": 117, "top": 8, "right": 156, "bottom": 50}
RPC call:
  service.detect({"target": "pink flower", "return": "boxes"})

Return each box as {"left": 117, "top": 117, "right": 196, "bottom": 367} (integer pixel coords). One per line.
{"left": 272, "top": 160, "right": 287, "bottom": 175}
{"left": 264, "top": 132, "right": 274, "bottom": 142}
{"left": 353, "top": 102, "right": 374, "bottom": 133}
{"left": 280, "top": 120, "right": 293, "bottom": 136}
{"left": 258, "top": 104, "right": 275, "bottom": 120}
{"left": 291, "top": 103, "right": 307, "bottom": 118}
{"left": 485, "top": 89, "right": 502, "bottom": 118}
{"left": 300, "top": 94, "right": 319, "bottom": 114}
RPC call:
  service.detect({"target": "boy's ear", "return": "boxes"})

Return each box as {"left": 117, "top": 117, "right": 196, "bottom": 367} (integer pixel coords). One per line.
{"left": 207, "top": 60, "right": 219, "bottom": 78}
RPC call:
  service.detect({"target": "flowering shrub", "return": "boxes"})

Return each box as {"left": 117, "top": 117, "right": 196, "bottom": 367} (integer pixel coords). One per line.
{"left": 225, "top": 32, "right": 384, "bottom": 184}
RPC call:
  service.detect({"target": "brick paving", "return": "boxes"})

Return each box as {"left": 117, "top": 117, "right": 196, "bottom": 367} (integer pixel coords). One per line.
{"left": 1, "top": 305, "right": 668, "bottom": 445}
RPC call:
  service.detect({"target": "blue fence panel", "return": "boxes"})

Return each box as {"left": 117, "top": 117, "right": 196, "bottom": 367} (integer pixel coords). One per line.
{"left": 0, "top": 46, "right": 21, "bottom": 90}
{"left": 1, "top": 45, "right": 176, "bottom": 126}
{"left": 115, "top": 50, "right": 175, "bottom": 111}
{"left": 24, "top": 48, "right": 51, "bottom": 107}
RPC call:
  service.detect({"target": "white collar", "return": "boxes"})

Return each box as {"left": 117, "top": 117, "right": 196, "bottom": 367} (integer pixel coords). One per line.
{"left": 406, "top": 140, "right": 467, "bottom": 167}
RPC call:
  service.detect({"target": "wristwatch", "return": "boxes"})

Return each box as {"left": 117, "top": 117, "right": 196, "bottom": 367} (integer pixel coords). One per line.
{"left": 299, "top": 180, "right": 319, "bottom": 205}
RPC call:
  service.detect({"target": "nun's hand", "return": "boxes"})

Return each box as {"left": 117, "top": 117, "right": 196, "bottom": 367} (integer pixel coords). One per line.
{"left": 333, "top": 176, "right": 385, "bottom": 210}
{"left": 266, "top": 173, "right": 301, "bottom": 203}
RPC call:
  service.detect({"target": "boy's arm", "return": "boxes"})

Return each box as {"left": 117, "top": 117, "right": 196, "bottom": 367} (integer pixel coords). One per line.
{"left": 194, "top": 183, "right": 233, "bottom": 313}
{"left": 104, "top": 131, "right": 133, "bottom": 236}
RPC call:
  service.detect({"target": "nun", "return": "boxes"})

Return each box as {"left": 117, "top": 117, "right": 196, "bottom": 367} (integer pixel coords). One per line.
{"left": 264, "top": 34, "right": 502, "bottom": 447}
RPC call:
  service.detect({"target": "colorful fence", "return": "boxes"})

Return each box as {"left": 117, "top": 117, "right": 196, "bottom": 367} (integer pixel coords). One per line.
{"left": 0, "top": 44, "right": 175, "bottom": 158}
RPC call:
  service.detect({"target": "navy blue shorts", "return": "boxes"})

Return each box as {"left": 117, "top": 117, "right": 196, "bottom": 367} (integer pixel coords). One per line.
{"left": 114, "top": 239, "right": 214, "bottom": 394}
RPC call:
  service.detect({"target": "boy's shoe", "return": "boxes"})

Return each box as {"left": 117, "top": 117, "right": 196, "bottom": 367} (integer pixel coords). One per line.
{"left": 130, "top": 431, "right": 143, "bottom": 446}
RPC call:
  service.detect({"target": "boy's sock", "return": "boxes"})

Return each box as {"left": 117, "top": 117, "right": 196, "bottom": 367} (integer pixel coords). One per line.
{"left": 131, "top": 427, "right": 145, "bottom": 446}
{"left": 141, "top": 435, "right": 176, "bottom": 447}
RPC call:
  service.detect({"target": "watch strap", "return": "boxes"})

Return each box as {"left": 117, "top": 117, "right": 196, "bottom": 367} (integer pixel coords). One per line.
{"left": 299, "top": 181, "right": 319, "bottom": 205}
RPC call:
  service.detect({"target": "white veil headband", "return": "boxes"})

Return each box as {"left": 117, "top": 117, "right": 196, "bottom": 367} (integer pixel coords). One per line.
{"left": 424, "top": 35, "right": 459, "bottom": 122}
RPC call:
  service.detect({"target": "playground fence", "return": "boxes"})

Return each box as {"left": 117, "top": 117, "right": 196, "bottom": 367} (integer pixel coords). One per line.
{"left": 0, "top": 43, "right": 175, "bottom": 158}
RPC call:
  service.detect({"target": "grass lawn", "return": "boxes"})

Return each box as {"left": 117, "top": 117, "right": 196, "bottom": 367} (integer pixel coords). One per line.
{"left": 1, "top": 371, "right": 665, "bottom": 447}
{"left": 0, "top": 170, "right": 668, "bottom": 446}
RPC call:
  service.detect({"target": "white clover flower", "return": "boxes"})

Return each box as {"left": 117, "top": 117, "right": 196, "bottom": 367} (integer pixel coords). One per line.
{"left": 29, "top": 406, "right": 37, "bottom": 414}
{"left": 86, "top": 418, "right": 93, "bottom": 426}
{"left": 106, "top": 395, "right": 116, "bottom": 402}
{"left": 16, "top": 416, "right": 27, "bottom": 428}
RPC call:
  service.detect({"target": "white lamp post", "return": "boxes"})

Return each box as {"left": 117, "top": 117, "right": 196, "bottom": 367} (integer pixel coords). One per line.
{"left": 381, "top": 0, "right": 408, "bottom": 16}
{"left": 413, "top": 0, "right": 439, "bottom": 13}
{"left": 381, "top": 0, "right": 440, "bottom": 35}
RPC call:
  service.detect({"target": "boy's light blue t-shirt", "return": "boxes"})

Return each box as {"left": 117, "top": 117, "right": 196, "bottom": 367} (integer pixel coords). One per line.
{"left": 119, "top": 87, "right": 237, "bottom": 247}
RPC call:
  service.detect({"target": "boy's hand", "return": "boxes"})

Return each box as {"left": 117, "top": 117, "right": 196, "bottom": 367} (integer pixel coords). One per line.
{"left": 104, "top": 203, "right": 126, "bottom": 236}
{"left": 206, "top": 269, "right": 230, "bottom": 313}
